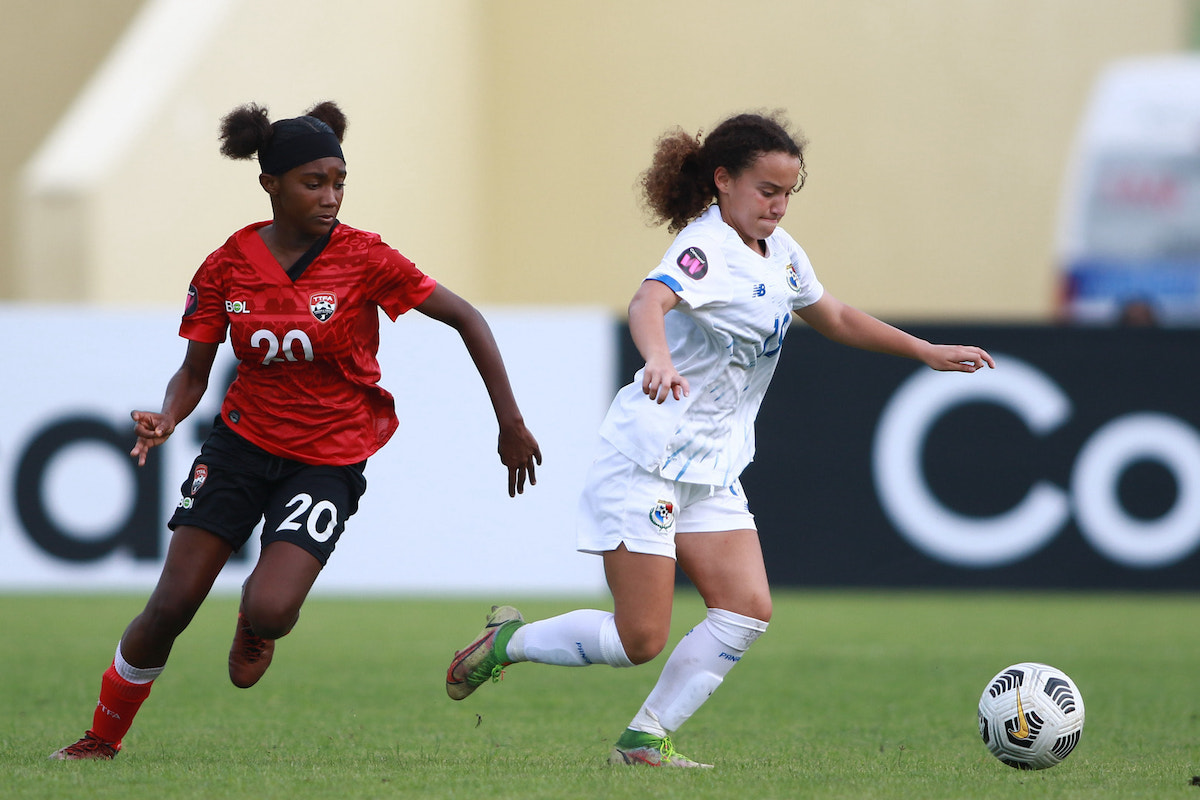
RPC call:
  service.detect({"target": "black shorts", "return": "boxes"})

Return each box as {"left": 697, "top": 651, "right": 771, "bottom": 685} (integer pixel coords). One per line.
{"left": 168, "top": 417, "right": 368, "bottom": 566}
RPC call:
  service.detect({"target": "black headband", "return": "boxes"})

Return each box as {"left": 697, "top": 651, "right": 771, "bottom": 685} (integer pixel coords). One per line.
{"left": 259, "top": 116, "right": 345, "bottom": 175}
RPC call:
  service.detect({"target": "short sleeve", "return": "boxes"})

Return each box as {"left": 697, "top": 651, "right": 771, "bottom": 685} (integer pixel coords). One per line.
{"left": 646, "top": 234, "right": 732, "bottom": 310}
{"left": 369, "top": 242, "right": 438, "bottom": 320}
{"left": 786, "top": 241, "right": 824, "bottom": 311}
{"left": 178, "top": 250, "right": 229, "bottom": 343}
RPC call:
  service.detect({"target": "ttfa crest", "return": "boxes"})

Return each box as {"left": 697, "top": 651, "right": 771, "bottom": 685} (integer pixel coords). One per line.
{"left": 310, "top": 292, "right": 338, "bottom": 322}
{"left": 190, "top": 464, "right": 208, "bottom": 495}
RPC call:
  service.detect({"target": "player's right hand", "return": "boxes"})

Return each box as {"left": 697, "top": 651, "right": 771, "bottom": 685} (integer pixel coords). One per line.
{"left": 498, "top": 420, "right": 542, "bottom": 497}
{"left": 129, "top": 410, "right": 176, "bottom": 467}
{"left": 641, "top": 359, "right": 689, "bottom": 404}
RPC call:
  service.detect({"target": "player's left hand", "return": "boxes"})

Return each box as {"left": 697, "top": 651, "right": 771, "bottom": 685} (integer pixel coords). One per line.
{"left": 498, "top": 422, "right": 542, "bottom": 497}
{"left": 923, "top": 344, "right": 995, "bottom": 373}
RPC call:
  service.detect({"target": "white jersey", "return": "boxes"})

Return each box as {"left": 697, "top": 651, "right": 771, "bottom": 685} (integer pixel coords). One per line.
{"left": 599, "top": 205, "right": 825, "bottom": 486}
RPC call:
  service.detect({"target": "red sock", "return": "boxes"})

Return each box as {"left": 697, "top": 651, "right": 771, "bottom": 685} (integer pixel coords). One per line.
{"left": 89, "top": 662, "right": 154, "bottom": 745}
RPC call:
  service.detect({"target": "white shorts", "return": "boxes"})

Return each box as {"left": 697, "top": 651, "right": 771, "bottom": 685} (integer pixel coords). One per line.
{"left": 576, "top": 438, "right": 756, "bottom": 559}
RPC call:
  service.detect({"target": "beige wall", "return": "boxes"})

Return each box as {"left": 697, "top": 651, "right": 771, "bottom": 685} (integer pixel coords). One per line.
{"left": 478, "top": 0, "right": 1190, "bottom": 320}
{"left": 12, "top": 0, "right": 488, "bottom": 304}
{"left": 3, "top": 0, "right": 1192, "bottom": 319}
{"left": 0, "top": 0, "right": 143, "bottom": 297}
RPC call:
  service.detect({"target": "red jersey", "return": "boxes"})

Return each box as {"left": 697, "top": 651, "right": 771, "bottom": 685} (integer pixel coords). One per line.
{"left": 180, "top": 221, "right": 437, "bottom": 465}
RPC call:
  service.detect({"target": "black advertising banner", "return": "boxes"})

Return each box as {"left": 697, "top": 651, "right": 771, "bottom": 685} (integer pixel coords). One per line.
{"left": 620, "top": 325, "right": 1200, "bottom": 590}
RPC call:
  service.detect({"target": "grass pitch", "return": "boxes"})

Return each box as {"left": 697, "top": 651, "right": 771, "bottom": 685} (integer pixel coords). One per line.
{"left": 2, "top": 590, "right": 1197, "bottom": 799}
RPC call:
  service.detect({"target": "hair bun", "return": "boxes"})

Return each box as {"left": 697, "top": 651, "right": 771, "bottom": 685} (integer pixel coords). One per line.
{"left": 305, "top": 101, "right": 347, "bottom": 142}
{"left": 219, "top": 103, "right": 273, "bottom": 160}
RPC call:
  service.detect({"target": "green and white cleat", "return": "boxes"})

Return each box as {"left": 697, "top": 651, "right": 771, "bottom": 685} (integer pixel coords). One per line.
{"left": 608, "top": 729, "right": 713, "bottom": 768}
{"left": 445, "top": 605, "right": 523, "bottom": 700}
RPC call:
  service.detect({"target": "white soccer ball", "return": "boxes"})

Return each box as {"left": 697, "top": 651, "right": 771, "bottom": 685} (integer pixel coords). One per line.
{"left": 978, "top": 662, "right": 1085, "bottom": 770}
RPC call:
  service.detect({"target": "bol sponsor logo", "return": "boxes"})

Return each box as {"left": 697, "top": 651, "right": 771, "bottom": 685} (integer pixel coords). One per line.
{"left": 225, "top": 299, "right": 251, "bottom": 314}
{"left": 872, "top": 356, "right": 1200, "bottom": 569}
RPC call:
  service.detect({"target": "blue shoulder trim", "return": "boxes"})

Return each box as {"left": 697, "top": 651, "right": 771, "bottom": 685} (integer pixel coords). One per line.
{"left": 648, "top": 274, "right": 683, "bottom": 293}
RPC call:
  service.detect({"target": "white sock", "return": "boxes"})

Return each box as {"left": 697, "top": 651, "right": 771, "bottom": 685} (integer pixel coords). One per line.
{"left": 113, "top": 641, "right": 165, "bottom": 685}
{"left": 505, "top": 609, "right": 634, "bottom": 668}
{"left": 627, "top": 608, "right": 768, "bottom": 736}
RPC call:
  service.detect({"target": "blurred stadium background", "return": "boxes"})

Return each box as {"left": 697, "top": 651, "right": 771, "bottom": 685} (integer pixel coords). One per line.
{"left": 5, "top": 0, "right": 1195, "bottom": 315}
{"left": 2, "top": 0, "right": 1198, "bottom": 595}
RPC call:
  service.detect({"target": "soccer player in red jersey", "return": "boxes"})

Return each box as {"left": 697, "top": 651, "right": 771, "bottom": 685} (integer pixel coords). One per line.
{"left": 50, "top": 101, "right": 542, "bottom": 760}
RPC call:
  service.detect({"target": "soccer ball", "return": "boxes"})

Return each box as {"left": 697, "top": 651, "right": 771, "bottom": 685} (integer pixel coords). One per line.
{"left": 978, "top": 662, "right": 1085, "bottom": 770}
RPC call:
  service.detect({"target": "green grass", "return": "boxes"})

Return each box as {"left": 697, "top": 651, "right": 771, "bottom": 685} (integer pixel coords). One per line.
{"left": 2, "top": 591, "right": 1197, "bottom": 799}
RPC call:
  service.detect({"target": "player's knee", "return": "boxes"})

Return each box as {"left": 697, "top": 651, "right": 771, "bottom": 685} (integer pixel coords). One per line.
{"left": 706, "top": 592, "right": 772, "bottom": 624}
{"left": 242, "top": 599, "right": 299, "bottom": 640}
{"left": 624, "top": 642, "right": 664, "bottom": 665}
{"left": 244, "top": 610, "right": 296, "bottom": 640}
{"left": 747, "top": 595, "right": 772, "bottom": 624}
{"left": 617, "top": 626, "right": 669, "bottom": 665}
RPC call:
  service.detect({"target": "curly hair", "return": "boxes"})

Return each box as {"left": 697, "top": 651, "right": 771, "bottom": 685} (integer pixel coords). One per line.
{"left": 218, "top": 101, "right": 348, "bottom": 161}
{"left": 639, "top": 110, "right": 807, "bottom": 233}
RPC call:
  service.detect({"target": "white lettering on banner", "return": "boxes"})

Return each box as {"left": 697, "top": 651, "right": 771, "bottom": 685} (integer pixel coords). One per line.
{"left": 873, "top": 355, "right": 1200, "bottom": 569}
{"left": 873, "top": 357, "right": 1071, "bottom": 567}
{"left": 1071, "top": 413, "right": 1200, "bottom": 567}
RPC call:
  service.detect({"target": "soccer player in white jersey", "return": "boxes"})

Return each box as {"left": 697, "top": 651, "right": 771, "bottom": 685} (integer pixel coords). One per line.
{"left": 446, "top": 111, "right": 994, "bottom": 767}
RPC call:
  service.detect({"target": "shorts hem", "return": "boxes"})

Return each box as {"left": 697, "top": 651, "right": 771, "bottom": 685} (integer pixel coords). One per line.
{"left": 674, "top": 520, "right": 757, "bottom": 534}
{"left": 166, "top": 516, "right": 247, "bottom": 551}
{"left": 260, "top": 531, "right": 332, "bottom": 567}
{"left": 576, "top": 538, "right": 676, "bottom": 560}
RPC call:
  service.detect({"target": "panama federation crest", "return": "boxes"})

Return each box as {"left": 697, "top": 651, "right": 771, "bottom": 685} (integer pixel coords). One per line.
{"left": 785, "top": 263, "right": 801, "bottom": 292}
{"left": 649, "top": 499, "right": 675, "bottom": 531}
{"left": 310, "top": 292, "right": 338, "bottom": 322}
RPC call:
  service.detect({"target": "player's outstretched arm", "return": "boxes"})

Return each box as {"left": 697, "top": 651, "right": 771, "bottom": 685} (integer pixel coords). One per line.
{"left": 130, "top": 340, "right": 221, "bottom": 466}
{"left": 416, "top": 284, "right": 542, "bottom": 496}
{"left": 795, "top": 292, "right": 994, "bottom": 373}
{"left": 918, "top": 342, "right": 995, "bottom": 372}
